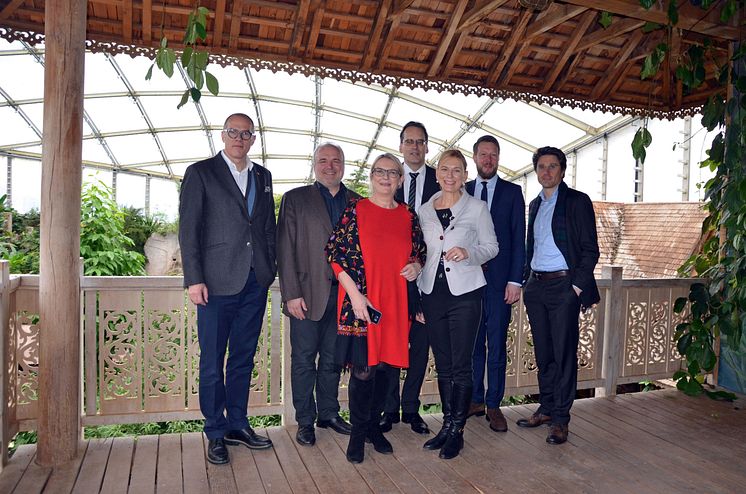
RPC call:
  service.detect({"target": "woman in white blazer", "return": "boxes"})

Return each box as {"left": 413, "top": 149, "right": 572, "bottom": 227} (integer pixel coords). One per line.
{"left": 417, "top": 149, "right": 498, "bottom": 459}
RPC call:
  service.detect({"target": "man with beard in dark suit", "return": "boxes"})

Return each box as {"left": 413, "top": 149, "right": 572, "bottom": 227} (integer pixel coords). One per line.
{"left": 179, "top": 113, "right": 276, "bottom": 464}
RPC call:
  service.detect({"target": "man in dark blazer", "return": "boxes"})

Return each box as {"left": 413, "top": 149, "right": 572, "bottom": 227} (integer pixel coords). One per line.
{"left": 179, "top": 113, "right": 277, "bottom": 465}
{"left": 517, "top": 146, "right": 599, "bottom": 445}
{"left": 381, "top": 121, "right": 440, "bottom": 435}
{"left": 277, "top": 142, "right": 358, "bottom": 446}
{"left": 465, "top": 135, "right": 525, "bottom": 433}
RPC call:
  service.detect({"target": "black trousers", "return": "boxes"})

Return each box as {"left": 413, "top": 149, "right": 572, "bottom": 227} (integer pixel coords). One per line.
{"left": 523, "top": 275, "right": 581, "bottom": 425}
{"left": 383, "top": 318, "right": 429, "bottom": 415}
{"left": 421, "top": 281, "right": 483, "bottom": 388}
{"left": 289, "top": 286, "right": 341, "bottom": 426}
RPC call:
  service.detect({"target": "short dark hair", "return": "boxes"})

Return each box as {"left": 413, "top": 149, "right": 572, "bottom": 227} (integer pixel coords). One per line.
{"left": 472, "top": 135, "right": 500, "bottom": 155}
{"left": 223, "top": 113, "right": 254, "bottom": 129}
{"left": 400, "top": 121, "right": 428, "bottom": 143}
{"left": 532, "top": 146, "right": 567, "bottom": 172}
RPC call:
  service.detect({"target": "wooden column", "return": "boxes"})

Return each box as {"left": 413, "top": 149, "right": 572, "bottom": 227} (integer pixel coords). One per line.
{"left": 37, "top": 0, "right": 87, "bottom": 466}
{"left": 596, "top": 265, "right": 624, "bottom": 398}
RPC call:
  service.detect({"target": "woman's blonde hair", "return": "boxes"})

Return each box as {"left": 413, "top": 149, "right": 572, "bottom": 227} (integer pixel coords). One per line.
{"left": 438, "top": 149, "right": 467, "bottom": 171}
{"left": 370, "top": 153, "right": 404, "bottom": 177}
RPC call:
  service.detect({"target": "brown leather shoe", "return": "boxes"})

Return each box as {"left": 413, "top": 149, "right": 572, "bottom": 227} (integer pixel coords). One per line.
{"left": 467, "top": 402, "right": 485, "bottom": 418}
{"left": 516, "top": 412, "right": 552, "bottom": 428}
{"left": 546, "top": 423, "right": 568, "bottom": 444}
{"left": 486, "top": 408, "right": 507, "bottom": 432}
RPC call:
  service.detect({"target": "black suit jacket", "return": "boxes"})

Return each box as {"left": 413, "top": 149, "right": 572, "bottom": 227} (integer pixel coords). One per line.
{"left": 466, "top": 177, "right": 525, "bottom": 288}
{"left": 179, "top": 153, "right": 277, "bottom": 294}
{"left": 525, "top": 181, "right": 600, "bottom": 309}
{"left": 395, "top": 164, "right": 439, "bottom": 207}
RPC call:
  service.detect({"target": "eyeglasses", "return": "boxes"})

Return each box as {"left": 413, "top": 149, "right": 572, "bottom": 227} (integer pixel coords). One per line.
{"left": 371, "top": 167, "right": 402, "bottom": 178}
{"left": 402, "top": 138, "right": 427, "bottom": 146}
{"left": 223, "top": 128, "right": 254, "bottom": 141}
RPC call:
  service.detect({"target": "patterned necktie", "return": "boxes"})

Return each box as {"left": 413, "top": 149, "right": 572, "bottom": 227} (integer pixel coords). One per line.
{"left": 480, "top": 180, "right": 488, "bottom": 203}
{"left": 408, "top": 172, "right": 419, "bottom": 209}
{"left": 246, "top": 169, "right": 256, "bottom": 216}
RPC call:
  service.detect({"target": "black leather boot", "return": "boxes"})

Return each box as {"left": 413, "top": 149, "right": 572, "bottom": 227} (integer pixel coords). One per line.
{"left": 424, "top": 379, "right": 453, "bottom": 450}
{"left": 439, "top": 384, "right": 472, "bottom": 460}
{"left": 346, "top": 374, "right": 373, "bottom": 463}
{"left": 367, "top": 367, "right": 393, "bottom": 454}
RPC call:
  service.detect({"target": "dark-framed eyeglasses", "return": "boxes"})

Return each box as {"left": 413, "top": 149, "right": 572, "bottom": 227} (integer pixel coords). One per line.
{"left": 223, "top": 128, "right": 254, "bottom": 141}
{"left": 371, "top": 167, "right": 402, "bottom": 178}
{"left": 402, "top": 138, "right": 427, "bottom": 146}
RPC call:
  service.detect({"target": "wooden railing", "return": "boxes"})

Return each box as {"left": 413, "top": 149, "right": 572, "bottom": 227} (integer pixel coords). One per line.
{"left": 0, "top": 262, "right": 696, "bottom": 462}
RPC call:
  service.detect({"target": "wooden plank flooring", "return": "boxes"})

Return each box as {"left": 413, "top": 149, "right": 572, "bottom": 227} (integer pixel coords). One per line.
{"left": 2, "top": 389, "right": 744, "bottom": 493}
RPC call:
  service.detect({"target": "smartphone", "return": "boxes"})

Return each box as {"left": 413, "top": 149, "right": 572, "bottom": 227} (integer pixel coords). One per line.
{"left": 367, "top": 306, "right": 382, "bottom": 324}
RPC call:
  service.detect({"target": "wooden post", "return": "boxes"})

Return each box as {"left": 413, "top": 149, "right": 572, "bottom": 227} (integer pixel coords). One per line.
{"left": 281, "top": 311, "right": 295, "bottom": 426}
{"left": 0, "top": 261, "right": 10, "bottom": 469}
{"left": 37, "top": 0, "right": 87, "bottom": 466}
{"left": 597, "top": 266, "right": 624, "bottom": 398}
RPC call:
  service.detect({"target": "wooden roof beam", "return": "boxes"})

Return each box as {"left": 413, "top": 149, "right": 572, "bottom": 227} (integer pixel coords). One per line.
{"left": 361, "top": 0, "right": 393, "bottom": 72}
{"left": 0, "top": 0, "right": 25, "bottom": 22}
{"left": 427, "top": 0, "right": 469, "bottom": 78}
{"left": 486, "top": 9, "right": 532, "bottom": 86}
{"left": 305, "top": 7, "right": 324, "bottom": 60}
{"left": 388, "top": 0, "right": 416, "bottom": 20}
{"left": 122, "top": 0, "right": 133, "bottom": 44}
{"left": 289, "top": 0, "right": 312, "bottom": 57}
{"left": 212, "top": 0, "right": 227, "bottom": 50}
{"left": 561, "top": 0, "right": 739, "bottom": 40}
{"left": 457, "top": 0, "right": 511, "bottom": 33}
{"left": 542, "top": 11, "right": 596, "bottom": 93}
{"left": 591, "top": 30, "right": 645, "bottom": 101}
{"left": 524, "top": 3, "right": 587, "bottom": 41}
{"left": 142, "top": 0, "right": 152, "bottom": 44}
{"left": 228, "top": 0, "right": 245, "bottom": 51}
{"left": 574, "top": 18, "right": 645, "bottom": 53}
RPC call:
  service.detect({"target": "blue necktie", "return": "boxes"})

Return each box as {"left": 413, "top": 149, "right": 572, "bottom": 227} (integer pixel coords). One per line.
{"left": 480, "top": 181, "right": 488, "bottom": 203}
{"left": 246, "top": 169, "right": 256, "bottom": 216}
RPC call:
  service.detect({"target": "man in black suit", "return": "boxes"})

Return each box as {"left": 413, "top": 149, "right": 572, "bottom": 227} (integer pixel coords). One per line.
{"left": 179, "top": 113, "right": 277, "bottom": 465}
{"left": 465, "top": 135, "right": 525, "bottom": 433}
{"left": 277, "top": 142, "right": 357, "bottom": 446}
{"left": 518, "top": 146, "right": 599, "bottom": 445}
{"left": 381, "top": 121, "right": 440, "bottom": 435}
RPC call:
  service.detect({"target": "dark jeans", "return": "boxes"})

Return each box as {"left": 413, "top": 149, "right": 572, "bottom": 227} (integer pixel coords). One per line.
{"left": 471, "top": 284, "right": 512, "bottom": 408}
{"left": 523, "top": 275, "right": 581, "bottom": 425}
{"left": 383, "top": 319, "right": 429, "bottom": 415}
{"left": 289, "top": 286, "right": 341, "bottom": 426}
{"left": 422, "top": 281, "right": 483, "bottom": 388}
{"left": 197, "top": 270, "right": 267, "bottom": 439}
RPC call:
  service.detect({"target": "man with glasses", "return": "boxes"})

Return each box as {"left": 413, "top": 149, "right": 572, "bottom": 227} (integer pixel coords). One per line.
{"left": 465, "top": 135, "right": 525, "bottom": 433}
{"left": 380, "top": 121, "right": 440, "bottom": 435}
{"left": 179, "top": 113, "right": 277, "bottom": 465}
{"left": 277, "top": 142, "right": 358, "bottom": 447}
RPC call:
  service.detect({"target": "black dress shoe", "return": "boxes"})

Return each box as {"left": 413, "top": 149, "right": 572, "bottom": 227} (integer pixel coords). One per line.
{"left": 296, "top": 425, "right": 316, "bottom": 446}
{"left": 546, "top": 424, "right": 568, "bottom": 445}
{"left": 317, "top": 415, "right": 352, "bottom": 435}
{"left": 207, "top": 438, "right": 230, "bottom": 465}
{"left": 378, "top": 412, "right": 400, "bottom": 433}
{"left": 402, "top": 413, "right": 429, "bottom": 434}
{"left": 224, "top": 427, "right": 273, "bottom": 450}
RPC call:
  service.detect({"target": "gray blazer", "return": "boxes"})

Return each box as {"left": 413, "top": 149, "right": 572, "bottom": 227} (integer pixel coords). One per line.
{"left": 276, "top": 184, "right": 359, "bottom": 321}
{"left": 417, "top": 191, "right": 499, "bottom": 296}
{"left": 179, "top": 153, "right": 277, "bottom": 295}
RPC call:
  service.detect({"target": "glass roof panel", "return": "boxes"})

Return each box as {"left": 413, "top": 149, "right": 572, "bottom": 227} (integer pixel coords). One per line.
{"left": 105, "top": 134, "right": 163, "bottom": 166}
{"left": 265, "top": 158, "right": 313, "bottom": 183}
{"left": 83, "top": 168, "right": 112, "bottom": 187}
{"left": 116, "top": 173, "right": 146, "bottom": 209}
{"left": 0, "top": 107, "right": 40, "bottom": 146}
{"left": 554, "top": 105, "right": 622, "bottom": 129}
{"left": 82, "top": 138, "right": 115, "bottom": 166}
{"left": 158, "top": 130, "right": 213, "bottom": 162}
{"left": 141, "top": 94, "right": 203, "bottom": 129}
{"left": 262, "top": 132, "right": 316, "bottom": 161}
{"left": 116, "top": 53, "right": 182, "bottom": 93}
{"left": 482, "top": 100, "right": 586, "bottom": 148}
{"left": 199, "top": 96, "right": 251, "bottom": 128}
{"left": 0, "top": 53, "right": 44, "bottom": 101}
{"left": 399, "top": 86, "right": 488, "bottom": 118}
{"left": 375, "top": 126, "right": 404, "bottom": 157}
{"left": 259, "top": 101, "right": 316, "bottom": 130}
{"left": 150, "top": 178, "right": 179, "bottom": 220}
{"left": 209, "top": 65, "right": 251, "bottom": 94}
{"left": 84, "top": 52, "right": 125, "bottom": 95}
{"left": 323, "top": 80, "right": 390, "bottom": 114}
{"left": 320, "top": 113, "right": 377, "bottom": 144}
{"left": 84, "top": 96, "right": 148, "bottom": 133}
{"left": 11, "top": 158, "right": 41, "bottom": 212}
{"left": 387, "top": 98, "right": 465, "bottom": 145}
{"left": 16, "top": 102, "right": 44, "bottom": 134}
{"left": 252, "top": 69, "right": 315, "bottom": 101}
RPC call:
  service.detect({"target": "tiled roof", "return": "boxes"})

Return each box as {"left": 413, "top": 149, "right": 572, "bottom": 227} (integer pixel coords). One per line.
{"left": 592, "top": 202, "right": 706, "bottom": 279}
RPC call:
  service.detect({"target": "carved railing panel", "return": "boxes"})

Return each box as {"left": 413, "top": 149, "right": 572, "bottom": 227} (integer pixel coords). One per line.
{"left": 14, "top": 288, "right": 38, "bottom": 421}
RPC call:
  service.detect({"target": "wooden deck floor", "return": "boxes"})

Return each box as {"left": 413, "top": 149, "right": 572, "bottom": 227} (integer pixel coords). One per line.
{"left": 1, "top": 388, "right": 745, "bottom": 493}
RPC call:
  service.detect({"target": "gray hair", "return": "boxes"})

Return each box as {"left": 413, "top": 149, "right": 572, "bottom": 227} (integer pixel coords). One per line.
{"left": 313, "top": 142, "right": 345, "bottom": 164}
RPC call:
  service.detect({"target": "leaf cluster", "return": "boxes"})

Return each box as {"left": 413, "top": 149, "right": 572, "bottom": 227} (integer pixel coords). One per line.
{"left": 80, "top": 182, "right": 146, "bottom": 276}
{"left": 146, "top": 5, "right": 219, "bottom": 109}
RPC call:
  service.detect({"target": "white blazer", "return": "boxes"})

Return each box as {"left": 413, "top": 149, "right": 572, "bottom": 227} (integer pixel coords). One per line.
{"left": 417, "top": 191, "right": 499, "bottom": 296}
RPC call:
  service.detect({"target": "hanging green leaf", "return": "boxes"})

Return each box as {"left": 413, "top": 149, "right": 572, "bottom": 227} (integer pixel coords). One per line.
{"left": 206, "top": 71, "right": 219, "bottom": 96}
{"left": 177, "top": 89, "right": 190, "bottom": 109}
{"left": 599, "top": 11, "right": 613, "bottom": 29}
{"left": 641, "top": 22, "right": 661, "bottom": 33}
{"left": 631, "top": 126, "right": 652, "bottom": 163}
{"left": 667, "top": 0, "right": 679, "bottom": 25}
{"left": 639, "top": 0, "right": 655, "bottom": 9}
{"left": 641, "top": 43, "right": 668, "bottom": 80}
{"left": 721, "top": 0, "right": 738, "bottom": 22}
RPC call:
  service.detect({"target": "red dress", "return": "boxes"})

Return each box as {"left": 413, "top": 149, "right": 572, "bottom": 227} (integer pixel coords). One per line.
{"left": 331, "top": 199, "right": 415, "bottom": 368}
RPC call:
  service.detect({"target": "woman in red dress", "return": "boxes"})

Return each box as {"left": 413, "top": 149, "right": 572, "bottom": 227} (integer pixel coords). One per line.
{"left": 326, "top": 153, "right": 426, "bottom": 464}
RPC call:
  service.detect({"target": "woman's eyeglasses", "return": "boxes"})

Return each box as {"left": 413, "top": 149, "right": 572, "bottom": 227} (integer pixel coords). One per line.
{"left": 371, "top": 168, "right": 402, "bottom": 178}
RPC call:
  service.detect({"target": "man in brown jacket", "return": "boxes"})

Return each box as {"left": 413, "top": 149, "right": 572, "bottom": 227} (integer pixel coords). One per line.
{"left": 277, "top": 142, "right": 360, "bottom": 446}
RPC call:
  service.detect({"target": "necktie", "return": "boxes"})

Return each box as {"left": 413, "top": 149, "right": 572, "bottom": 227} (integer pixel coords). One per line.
{"left": 480, "top": 180, "right": 488, "bottom": 203}
{"left": 246, "top": 169, "right": 256, "bottom": 216}
{"left": 408, "top": 172, "right": 419, "bottom": 209}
